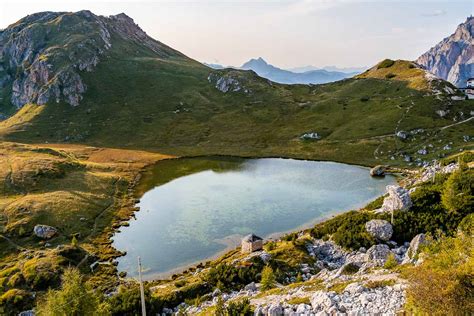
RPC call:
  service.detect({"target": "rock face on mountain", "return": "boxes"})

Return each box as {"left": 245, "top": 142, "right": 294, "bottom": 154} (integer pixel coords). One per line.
{"left": 416, "top": 16, "right": 473, "bottom": 87}
{"left": 0, "top": 10, "right": 182, "bottom": 109}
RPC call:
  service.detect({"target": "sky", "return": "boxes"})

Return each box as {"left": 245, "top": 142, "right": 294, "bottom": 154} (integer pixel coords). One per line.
{"left": 1, "top": 0, "right": 472, "bottom": 69}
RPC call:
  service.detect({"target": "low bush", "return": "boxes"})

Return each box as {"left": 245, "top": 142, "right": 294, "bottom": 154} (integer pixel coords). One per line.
{"left": 383, "top": 253, "right": 398, "bottom": 269}
{"left": 0, "top": 289, "right": 33, "bottom": 315}
{"left": 377, "top": 59, "right": 395, "bottom": 69}
{"left": 385, "top": 73, "right": 396, "bottom": 79}
{"left": 205, "top": 257, "right": 264, "bottom": 292}
{"left": 36, "top": 268, "right": 109, "bottom": 316}
{"left": 226, "top": 298, "right": 253, "bottom": 316}
{"left": 311, "top": 211, "right": 378, "bottom": 250}
{"left": 341, "top": 263, "right": 360, "bottom": 275}
{"left": 441, "top": 167, "right": 473, "bottom": 215}
{"left": 365, "top": 279, "right": 396, "bottom": 289}
{"left": 405, "top": 232, "right": 473, "bottom": 314}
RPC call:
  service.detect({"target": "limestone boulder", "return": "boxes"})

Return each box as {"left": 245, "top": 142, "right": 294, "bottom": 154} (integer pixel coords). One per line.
{"left": 402, "top": 233, "right": 428, "bottom": 264}
{"left": 377, "top": 185, "right": 412, "bottom": 213}
{"left": 370, "top": 165, "right": 386, "bottom": 177}
{"left": 365, "top": 244, "right": 391, "bottom": 265}
{"left": 311, "top": 291, "right": 336, "bottom": 310}
{"left": 33, "top": 224, "right": 58, "bottom": 239}
{"left": 365, "top": 219, "right": 393, "bottom": 241}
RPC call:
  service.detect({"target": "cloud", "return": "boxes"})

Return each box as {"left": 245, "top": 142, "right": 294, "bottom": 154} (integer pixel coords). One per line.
{"left": 421, "top": 9, "right": 446, "bottom": 17}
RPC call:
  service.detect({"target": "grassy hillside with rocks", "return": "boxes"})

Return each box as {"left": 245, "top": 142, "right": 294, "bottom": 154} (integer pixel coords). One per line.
{"left": 0, "top": 10, "right": 472, "bottom": 315}
{"left": 4, "top": 151, "right": 467, "bottom": 315}
{"left": 0, "top": 12, "right": 472, "bottom": 167}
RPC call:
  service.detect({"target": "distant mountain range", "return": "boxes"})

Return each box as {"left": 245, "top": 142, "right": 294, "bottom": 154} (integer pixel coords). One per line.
{"left": 204, "top": 58, "right": 364, "bottom": 84}
{"left": 288, "top": 65, "right": 367, "bottom": 74}
{"left": 417, "top": 16, "right": 473, "bottom": 87}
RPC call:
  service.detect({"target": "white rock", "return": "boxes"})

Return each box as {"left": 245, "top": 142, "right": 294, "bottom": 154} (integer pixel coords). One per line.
{"left": 365, "top": 244, "right": 391, "bottom": 265}
{"left": 402, "top": 233, "right": 428, "bottom": 264}
{"left": 311, "top": 291, "right": 335, "bottom": 310}
{"left": 344, "top": 283, "right": 366, "bottom": 295}
{"left": 377, "top": 185, "right": 412, "bottom": 213}
{"left": 267, "top": 303, "right": 283, "bottom": 316}
{"left": 365, "top": 219, "right": 393, "bottom": 241}
{"left": 33, "top": 224, "right": 57, "bottom": 239}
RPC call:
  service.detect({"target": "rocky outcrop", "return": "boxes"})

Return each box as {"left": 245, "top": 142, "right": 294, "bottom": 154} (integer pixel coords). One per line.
{"left": 33, "top": 224, "right": 57, "bottom": 239}
{"left": 370, "top": 165, "right": 386, "bottom": 177}
{"left": 402, "top": 233, "right": 428, "bottom": 265}
{"left": 207, "top": 72, "right": 250, "bottom": 94}
{"left": 365, "top": 219, "right": 393, "bottom": 241}
{"left": 413, "top": 161, "right": 459, "bottom": 185}
{"left": 308, "top": 284, "right": 405, "bottom": 315}
{"left": 0, "top": 10, "right": 182, "bottom": 109}
{"left": 0, "top": 11, "right": 111, "bottom": 107}
{"left": 377, "top": 185, "right": 412, "bottom": 213}
{"left": 365, "top": 244, "right": 391, "bottom": 266}
{"left": 416, "top": 16, "right": 473, "bottom": 87}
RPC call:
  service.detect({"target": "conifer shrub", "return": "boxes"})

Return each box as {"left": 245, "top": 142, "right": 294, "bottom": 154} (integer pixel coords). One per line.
{"left": 383, "top": 253, "right": 398, "bottom": 269}
{"left": 260, "top": 266, "right": 276, "bottom": 291}
{"left": 226, "top": 298, "right": 253, "bottom": 316}
{"left": 377, "top": 59, "right": 395, "bottom": 69}
{"left": 441, "top": 167, "right": 473, "bottom": 215}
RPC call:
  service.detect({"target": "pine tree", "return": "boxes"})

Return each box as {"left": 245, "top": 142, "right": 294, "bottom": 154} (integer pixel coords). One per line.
{"left": 260, "top": 266, "right": 276, "bottom": 291}
{"left": 36, "top": 268, "right": 109, "bottom": 315}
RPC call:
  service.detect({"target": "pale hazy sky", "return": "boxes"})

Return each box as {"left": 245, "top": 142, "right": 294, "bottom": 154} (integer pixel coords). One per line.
{"left": 1, "top": 0, "right": 472, "bottom": 68}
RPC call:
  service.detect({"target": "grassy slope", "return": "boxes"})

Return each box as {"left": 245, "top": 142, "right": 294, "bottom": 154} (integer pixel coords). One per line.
{"left": 0, "top": 18, "right": 472, "bottom": 312}
{"left": 0, "top": 142, "right": 172, "bottom": 307}
{"left": 0, "top": 37, "right": 472, "bottom": 166}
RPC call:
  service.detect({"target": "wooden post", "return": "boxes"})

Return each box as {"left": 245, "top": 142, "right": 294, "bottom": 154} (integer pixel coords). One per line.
{"left": 138, "top": 257, "right": 146, "bottom": 316}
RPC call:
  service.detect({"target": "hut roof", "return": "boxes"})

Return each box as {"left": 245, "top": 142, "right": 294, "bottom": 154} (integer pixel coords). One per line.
{"left": 242, "top": 234, "right": 263, "bottom": 242}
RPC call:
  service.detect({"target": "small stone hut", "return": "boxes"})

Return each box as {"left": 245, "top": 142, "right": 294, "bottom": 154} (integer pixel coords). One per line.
{"left": 241, "top": 234, "right": 263, "bottom": 253}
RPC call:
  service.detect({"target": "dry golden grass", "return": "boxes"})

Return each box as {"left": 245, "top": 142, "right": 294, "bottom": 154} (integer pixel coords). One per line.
{"left": 356, "top": 60, "right": 430, "bottom": 91}
{"left": 0, "top": 141, "right": 175, "bottom": 294}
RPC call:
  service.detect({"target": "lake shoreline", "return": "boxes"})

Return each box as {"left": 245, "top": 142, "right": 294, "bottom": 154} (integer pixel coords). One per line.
{"left": 114, "top": 156, "right": 400, "bottom": 281}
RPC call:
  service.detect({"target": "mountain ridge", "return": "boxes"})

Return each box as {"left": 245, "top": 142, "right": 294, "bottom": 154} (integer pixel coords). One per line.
{"left": 0, "top": 11, "right": 471, "bottom": 168}
{"left": 416, "top": 16, "right": 473, "bottom": 87}
{"left": 0, "top": 10, "right": 187, "bottom": 113}
{"left": 206, "top": 57, "right": 360, "bottom": 84}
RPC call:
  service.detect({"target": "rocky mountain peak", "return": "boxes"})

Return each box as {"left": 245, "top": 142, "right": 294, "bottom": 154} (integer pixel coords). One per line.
{"left": 0, "top": 11, "right": 184, "bottom": 112}
{"left": 416, "top": 16, "right": 473, "bottom": 87}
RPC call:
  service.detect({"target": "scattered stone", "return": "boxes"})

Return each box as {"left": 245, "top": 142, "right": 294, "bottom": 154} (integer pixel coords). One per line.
{"left": 33, "top": 224, "right": 58, "bottom": 239}
{"left": 267, "top": 303, "right": 283, "bottom": 316}
{"left": 300, "top": 132, "right": 321, "bottom": 140}
{"left": 365, "top": 244, "right": 391, "bottom": 265}
{"left": 417, "top": 148, "right": 428, "bottom": 155}
{"left": 311, "top": 291, "right": 335, "bottom": 310}
{"left": 436, "top": 109, "right": 449, "bottom": 117}
{"left": 344, "top": 282, "right": 366, "bottom": 295}
{"left": 370, "top": 165, "right": 386, "bottom": 177}
{"left": 244, "top": 282, "right": 257, "bottom": 292}
{"left": 365, "top": 219, "right": 393, "bottom": 241}
{"left": 211, "top": 288, "right": 221, "bottom": 297}
{"left": 396, "top": 131, "right": 408, "bottom": 139}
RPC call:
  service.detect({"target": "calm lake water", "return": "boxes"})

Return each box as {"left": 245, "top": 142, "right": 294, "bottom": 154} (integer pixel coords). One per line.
{"left": 112, "top": 157, "right": 395, "bottom": 279}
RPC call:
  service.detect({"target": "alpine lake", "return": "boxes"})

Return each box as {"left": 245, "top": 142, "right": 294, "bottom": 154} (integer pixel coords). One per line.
{"left": 112, "top": 157, "right": 396, "bottom": 279}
